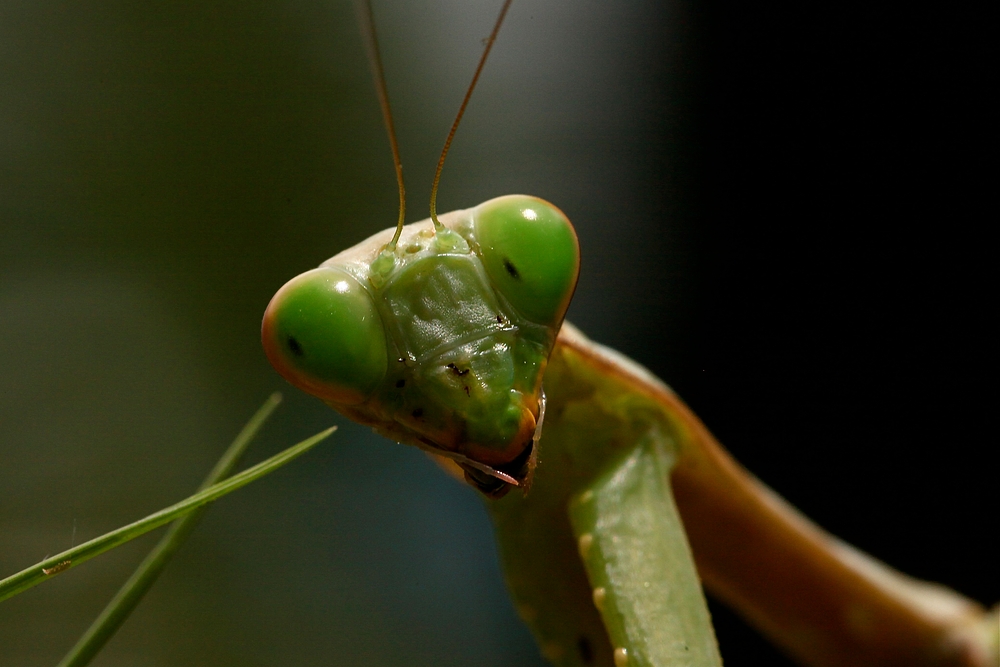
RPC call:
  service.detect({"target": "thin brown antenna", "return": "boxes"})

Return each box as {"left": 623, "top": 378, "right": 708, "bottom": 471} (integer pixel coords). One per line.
{"left": 357, "top": 0, "right": 406, "bottom": 249}
{"left": 429, "top": 0, "right": 514, "bottom": 230}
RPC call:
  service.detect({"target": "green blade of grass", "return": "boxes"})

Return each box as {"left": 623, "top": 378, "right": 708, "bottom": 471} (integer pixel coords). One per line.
{"left": 56, "top": 392, "right": 283, "bottom": 667}
{"left": 0, "top": 423, "right": 335, "bottom": 603}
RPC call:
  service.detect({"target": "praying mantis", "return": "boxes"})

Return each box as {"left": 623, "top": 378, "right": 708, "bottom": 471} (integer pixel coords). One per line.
{"left": 261, "top": 1, "right": 998, "bottom": 666}
{"left": 1, "top": 1, "right": 994, "bottom": 666}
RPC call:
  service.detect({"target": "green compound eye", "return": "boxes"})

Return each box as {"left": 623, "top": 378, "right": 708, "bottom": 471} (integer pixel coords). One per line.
{"left": 262, "top": 267, "right": 388, "bottom": 405}
{"left": 473, "top": 195, "right": 580, "bottom": 326}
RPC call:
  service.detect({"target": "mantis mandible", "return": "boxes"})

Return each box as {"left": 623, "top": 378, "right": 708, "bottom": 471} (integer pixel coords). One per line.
{"left": 261, "top": 2, "right": 999, "bottom": 666}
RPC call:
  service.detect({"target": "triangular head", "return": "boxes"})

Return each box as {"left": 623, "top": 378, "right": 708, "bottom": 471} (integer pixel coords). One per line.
{"left": 262, "top": 194, "right": 580, "bottom": 497}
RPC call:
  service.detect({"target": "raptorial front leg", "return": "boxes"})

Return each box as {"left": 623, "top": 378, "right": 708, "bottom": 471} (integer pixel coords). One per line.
{"left": 488, "top": 460, "right": 617, "bottom": 667}
{"left": 568, "top": 430, "right": 722, "bottom": 667}
{"left": 489, "top": 424, "right": 723, "bottom": 667}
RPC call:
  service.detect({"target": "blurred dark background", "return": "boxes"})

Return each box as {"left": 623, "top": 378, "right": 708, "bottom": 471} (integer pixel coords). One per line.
{"left": 1, "top": 1, "right": 992, "bottom": 666}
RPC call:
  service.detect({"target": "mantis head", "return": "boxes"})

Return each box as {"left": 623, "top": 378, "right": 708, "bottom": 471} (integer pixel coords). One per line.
{"left": 262, "top": 195, "right": 579, "bottom": 497}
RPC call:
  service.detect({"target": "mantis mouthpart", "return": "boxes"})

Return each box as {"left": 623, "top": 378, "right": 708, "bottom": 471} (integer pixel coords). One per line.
{"left": 260, "top": 2, "right": 999, "bottom": 665}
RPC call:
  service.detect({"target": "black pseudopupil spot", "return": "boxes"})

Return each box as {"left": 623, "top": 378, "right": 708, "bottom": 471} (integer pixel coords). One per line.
{"left": 287, "top": 336, "right": 303, "bottom": 356}
{"left": 577, "top": 636, "right": 594, "bottom": 664}
{"left": 503, "top": 258, "right": 520, "bottom": 280}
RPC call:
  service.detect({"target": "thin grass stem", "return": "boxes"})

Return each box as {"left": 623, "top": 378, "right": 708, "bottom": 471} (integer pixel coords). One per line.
{"left": 0, "top": 423, "right": 335, "bottom": 603}
{"left": 55, "top": 392, "right": 283, "bottom": 667}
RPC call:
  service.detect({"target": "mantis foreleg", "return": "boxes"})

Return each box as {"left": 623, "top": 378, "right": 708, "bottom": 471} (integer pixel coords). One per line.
{"left": 569, "top": 430, "right": 722, "bottom": 667}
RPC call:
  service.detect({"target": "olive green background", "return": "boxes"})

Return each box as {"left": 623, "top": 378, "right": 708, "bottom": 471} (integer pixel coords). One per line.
{"left": 1, "top": 1, "right": 684, "bottom": 665}
{"left": 3, "top": 1, "right": 993, "bottom": 666}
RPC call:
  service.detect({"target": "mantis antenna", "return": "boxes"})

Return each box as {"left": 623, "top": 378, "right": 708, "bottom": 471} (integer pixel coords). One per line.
{"left": 429, "top": 0, "right": 514, "bottom": 231}
{"left": 357, "top": 0, "right": 406, "bottom": 250}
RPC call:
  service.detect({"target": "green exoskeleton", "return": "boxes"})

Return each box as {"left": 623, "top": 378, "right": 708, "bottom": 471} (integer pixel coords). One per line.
{"left": 263, "top": 196, "right": 578, "bottom": 497}
{"left": 263, "top": 194, "right": 724, "bottom": 666}
{"left": 262, "top": 2, "right": 998, "bottom": 666}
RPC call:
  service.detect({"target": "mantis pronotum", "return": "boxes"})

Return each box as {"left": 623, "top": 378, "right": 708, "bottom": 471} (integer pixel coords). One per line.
{"left": 260, "top": 2, "right": 999, "bottom": 666}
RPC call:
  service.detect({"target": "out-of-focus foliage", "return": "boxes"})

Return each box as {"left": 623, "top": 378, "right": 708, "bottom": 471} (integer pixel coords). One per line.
{"left": 1, "top": 2, "right": 678, "bottom": 665}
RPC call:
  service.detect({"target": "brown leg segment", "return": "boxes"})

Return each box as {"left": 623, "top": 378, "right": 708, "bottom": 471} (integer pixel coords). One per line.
{"left": 667, "top": 394, "right": 997, "bottom": 667}
{"left": 554, "top": 325, "right": 997, "bottom": 667}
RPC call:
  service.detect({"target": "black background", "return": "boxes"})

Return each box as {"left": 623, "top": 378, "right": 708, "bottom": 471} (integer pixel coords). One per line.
{"left": 647, "top": 0, "right": 995, "bottom": 662}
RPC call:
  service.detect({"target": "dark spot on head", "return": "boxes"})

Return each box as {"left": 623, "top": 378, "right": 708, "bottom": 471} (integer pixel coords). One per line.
{"left": 577, "top": 636, "right": 594, "bottom": 664}
{"left": 286, "top": 336, "right": 303, "bottom": 356}
{"left": 496, "top": 314, "right": 503, "bottom": 323}
{"left": 446, "top": 363, "right": 470, "bottom": 376}
{"left": 395, "top": 379, "right": 405, "bottom": 388}
{"left": 503, "top": 258, "right": 520, "bottom": 280}
{"left": 463, "top": 386, "right": 470, "bottom": 396}
{"left": 412, "top": 408, "right": 423, "bottom": 418}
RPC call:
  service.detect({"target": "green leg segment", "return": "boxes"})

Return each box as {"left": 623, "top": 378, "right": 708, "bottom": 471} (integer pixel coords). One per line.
{"left": 568, "top": 431, "right": 722, "bottom": 667}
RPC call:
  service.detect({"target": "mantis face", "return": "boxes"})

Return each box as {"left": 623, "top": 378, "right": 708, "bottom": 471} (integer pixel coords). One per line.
{"left": 262, "top": 194, "right": 579, "bottom": 496}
